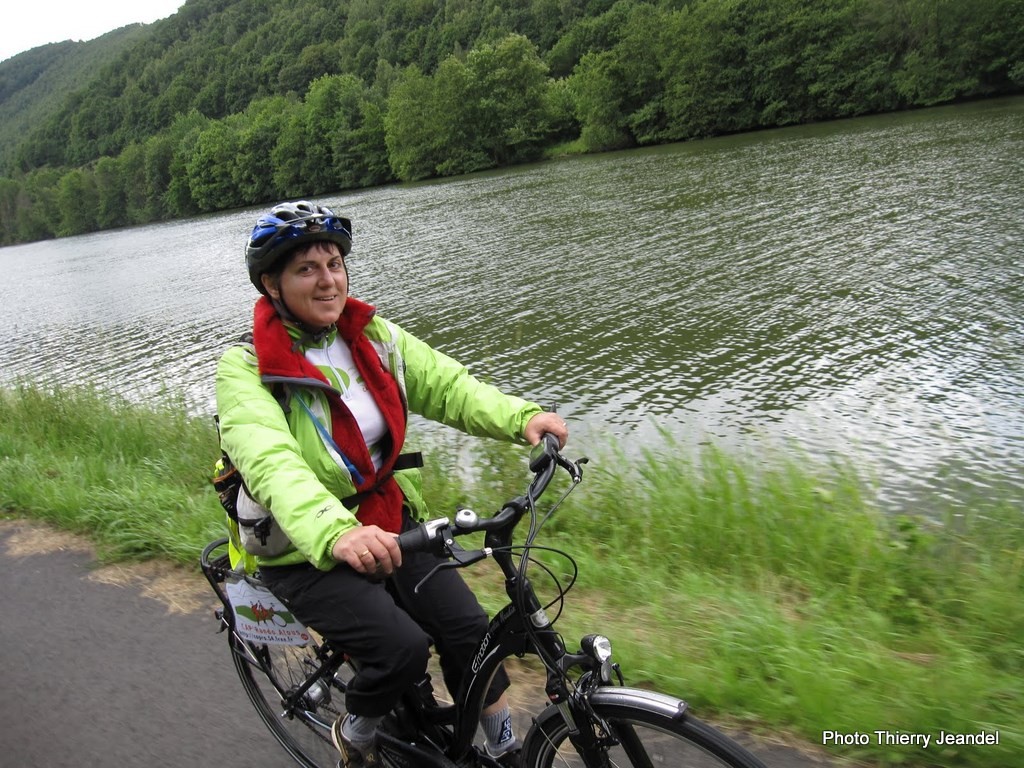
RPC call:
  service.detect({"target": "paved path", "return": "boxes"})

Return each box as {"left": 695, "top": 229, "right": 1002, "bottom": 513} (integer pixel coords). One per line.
{"left": 0, "top": 519, "right": 853, "bottom": 768}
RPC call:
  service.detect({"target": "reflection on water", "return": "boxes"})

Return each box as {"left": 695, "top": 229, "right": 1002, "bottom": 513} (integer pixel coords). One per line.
{"left": 2, "top": 99, "right": 1022, "bottom": 515}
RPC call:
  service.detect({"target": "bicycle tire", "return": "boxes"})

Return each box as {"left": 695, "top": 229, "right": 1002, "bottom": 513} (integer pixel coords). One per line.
{"left": 521, "top": 687, "right": 768, "bottom": 768}
{"left": 231, "top": 630, "right": 351, "bottom": 768}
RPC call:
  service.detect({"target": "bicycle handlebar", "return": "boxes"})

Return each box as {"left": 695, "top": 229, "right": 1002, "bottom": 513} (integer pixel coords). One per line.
{"left": 395, "top": 432, "right": 579, "bottom": 557}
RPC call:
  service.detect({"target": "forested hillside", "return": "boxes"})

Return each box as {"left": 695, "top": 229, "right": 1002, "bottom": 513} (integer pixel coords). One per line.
{"left": 0, "top": 25, "right": 149, "bottom": 173}
{"left": 0, "top": 0, "right": 1021, "bottom": 246}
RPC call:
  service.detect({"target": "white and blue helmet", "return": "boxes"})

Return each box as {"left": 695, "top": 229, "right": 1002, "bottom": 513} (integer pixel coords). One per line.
{"left": 245, "top": 201, "right": 352, "bottom": 293}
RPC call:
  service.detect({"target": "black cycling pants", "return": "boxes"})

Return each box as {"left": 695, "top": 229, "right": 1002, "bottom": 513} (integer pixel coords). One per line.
{"left": 260, "top": 515, "right": 510, "bottom": 718}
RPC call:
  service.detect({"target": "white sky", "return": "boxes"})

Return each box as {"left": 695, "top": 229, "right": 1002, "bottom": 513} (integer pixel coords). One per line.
{"left": 1, "top": 1, "right": 184, "bottom": 63}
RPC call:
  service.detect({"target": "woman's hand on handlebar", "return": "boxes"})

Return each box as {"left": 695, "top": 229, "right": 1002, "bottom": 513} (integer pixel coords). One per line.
{"left": 332, "top": 525, "right": 402, "bottom": 576}
{"left": 524, "top": 412, "right": 569, "bottom": 448}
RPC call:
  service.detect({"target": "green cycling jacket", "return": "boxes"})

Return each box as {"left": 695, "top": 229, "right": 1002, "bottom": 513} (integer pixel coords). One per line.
{"left": 215, "top": 310, "right": 542, "bottom": 571}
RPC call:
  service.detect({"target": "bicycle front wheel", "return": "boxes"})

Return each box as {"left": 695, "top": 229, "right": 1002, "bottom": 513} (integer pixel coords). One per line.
{"left": 522, "top": 687, "right": 767, "bottom": 768}
{"left": 231, "top": 631, "right": 351, "bottom": 768}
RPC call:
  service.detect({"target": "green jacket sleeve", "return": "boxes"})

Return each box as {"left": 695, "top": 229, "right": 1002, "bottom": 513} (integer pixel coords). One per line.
{"left": 215, "top": 346, "right": 357, "bottom": 570}
{"left": 394, "top": 322, "right": 544, "bottom": 441}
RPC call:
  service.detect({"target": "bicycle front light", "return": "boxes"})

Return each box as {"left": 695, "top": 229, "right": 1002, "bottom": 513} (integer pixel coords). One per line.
{"left": 581, "top": 634, "right": 613, "bottom": 663}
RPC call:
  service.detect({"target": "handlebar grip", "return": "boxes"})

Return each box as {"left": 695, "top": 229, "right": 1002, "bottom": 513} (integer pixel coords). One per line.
{"left": 396, "top": 525, "right": 430, "bottom": 553}
{"left": 395, "top": 518, "right": 450, "bottom": 554}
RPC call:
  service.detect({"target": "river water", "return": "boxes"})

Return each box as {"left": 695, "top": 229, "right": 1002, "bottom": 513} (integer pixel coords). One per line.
{"left": 2, "top": 98, "right": 1022, "bottom": 515}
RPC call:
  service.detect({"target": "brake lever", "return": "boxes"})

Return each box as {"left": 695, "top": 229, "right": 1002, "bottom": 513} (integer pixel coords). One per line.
{"left": 412, "top": 538, "right": 491, "bottom": 594}
{"left": 559, "top": 454, "right": 587, "bottom": 483}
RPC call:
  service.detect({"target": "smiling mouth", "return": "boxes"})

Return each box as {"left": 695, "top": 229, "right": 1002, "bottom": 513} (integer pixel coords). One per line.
{"left": 314, "top": 295, "right": 338, "bottom": 302}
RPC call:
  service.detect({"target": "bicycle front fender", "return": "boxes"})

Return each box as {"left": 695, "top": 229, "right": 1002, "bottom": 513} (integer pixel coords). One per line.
{"left": 528, "top": 685, "right": 689, "bottom": 735}
{"left": 589, "top": 686, "right": 688, "bottom": 718}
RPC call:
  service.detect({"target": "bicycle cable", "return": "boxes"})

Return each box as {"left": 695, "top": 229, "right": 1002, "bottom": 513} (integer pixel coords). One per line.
{"left": 500, "top": 543, "right": 578, "bottom": 618}
{"left": 510, "top": 469, "right": 587, "bottom": 684}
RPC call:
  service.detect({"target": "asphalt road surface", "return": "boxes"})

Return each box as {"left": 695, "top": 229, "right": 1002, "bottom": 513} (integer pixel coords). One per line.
{"left": 0, "top": 520, "right": 292, "bottom": 768}
{"left": 0, "top": 519, "right": 848, "bottom": 768}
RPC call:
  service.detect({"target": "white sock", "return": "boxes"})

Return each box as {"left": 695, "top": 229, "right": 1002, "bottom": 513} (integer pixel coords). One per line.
{"left": 481, "top": 706, "right": 517, "bottom": 755}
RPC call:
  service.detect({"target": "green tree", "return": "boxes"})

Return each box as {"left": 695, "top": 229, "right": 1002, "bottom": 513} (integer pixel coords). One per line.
{"left": 545, "top": 0, "right": 632, "bottom": 78}
{"left": 543, "top": 76, "right": 581, "bottom": 146}
{"left": 326, "top": 75, "right": 392, "bottom": 189}
{"left": 119, "top": 143, "right": 149, "bottom": 225}
{"left": 567, "top": 50, "right": 632, "bottom": 151}
{"left": 385, "top": 65, "right": 440, "bottom": 181}
{"left": 278, "top": 41, "right": 344, "bottom": 93}
{"left": 303, "top": 75, "right": 352, "bottom": 194}
{"left": 13, "top": 168, "right": 62, "bottom": 242}
{"left": 658, "top": 1, "right": 758, "bottom": 140}
{"left": 0, "top": 177, "right": 24, "bottom": 245}
{"left": 432, "top": 55, "right": 490, "bottom": 176}
{"left": 464, "top": 34, "right": 553, "bottom": 165}
{"left": 562, "top": 2, "right": 667, "bottom": 150}
{"left": 268, "top": 75, "right": 382, "bottom": 198}
{"left": 388, "top": 34, "right": 556, "bottom": 179}
{"left": 270, "top": 109, "right": 310, "bottom": 198}
{"left": 801, "top": 0, "right": 901, "bottom": 116}
{"left": 606, "top": 3, "right": 666, "bottom": 145}
{"left": 163, "top": 110, "right": 209, "bottom": 219}
{"left": 150, "top": 79, "right": 194, "bottom": 130}
{"left": 56, "top": 168, "right": 99, "bottom": 236}
{"left": 340, "top": 17, "right": 383, "bottom": 82}
{"left": 346, "top": 99, "right": 394, "bottom": 187}
{"left": 94, "top": 156, "right": 127, "bottom": 230}
{"left": 141, "top": 133, "right": 176, "bottom": 221}
{"left": 186, "top": 118, "right": 243, "bottom": 210}
{"left": 889, "top": 0, "right": 1024, "bottom": 104}
{"left": 234, "top": 96, "right": 299, "bottom": 205}
{"left": 67, "top": 95, "right": 123, "bottom": 165}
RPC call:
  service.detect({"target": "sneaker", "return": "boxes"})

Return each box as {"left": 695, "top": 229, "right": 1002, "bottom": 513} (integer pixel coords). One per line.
{"left": 485, "top": 741, "right": 522, "bottom": 768}
{"left": 331, "top": 716, "right": 380, "bottom": 767}
{"left": 494, "top": 748, "right": 521, "bottom": 767}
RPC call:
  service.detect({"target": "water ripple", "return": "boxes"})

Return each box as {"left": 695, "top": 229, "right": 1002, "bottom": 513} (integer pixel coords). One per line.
{"left": 2, "top": 100, "right": 1022, "bottom": 514}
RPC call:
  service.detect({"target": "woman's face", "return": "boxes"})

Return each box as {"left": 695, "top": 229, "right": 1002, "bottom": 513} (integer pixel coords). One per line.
{"left": 262, "top": 241, "right": 348, "bottom": 329}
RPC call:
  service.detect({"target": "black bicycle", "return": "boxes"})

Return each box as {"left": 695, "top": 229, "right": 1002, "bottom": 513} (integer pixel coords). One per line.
{"left": 200, "top": 434, "right": 768, "bottom": 768}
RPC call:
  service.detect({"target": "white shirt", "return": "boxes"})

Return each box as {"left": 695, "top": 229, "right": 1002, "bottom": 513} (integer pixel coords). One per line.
{"left": 305, "top": 335, "right": 387, "bottom": 470}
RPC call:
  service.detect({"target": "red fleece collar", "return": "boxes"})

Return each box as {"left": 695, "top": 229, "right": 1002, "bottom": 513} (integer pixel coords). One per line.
{"left": 252, "top": 295, "right": 376, "bottom": 381}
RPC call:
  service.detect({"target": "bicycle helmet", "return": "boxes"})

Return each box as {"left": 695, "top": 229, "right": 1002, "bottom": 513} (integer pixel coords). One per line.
{"left": 245, "top": 201, "right": 353, "bottom": 293}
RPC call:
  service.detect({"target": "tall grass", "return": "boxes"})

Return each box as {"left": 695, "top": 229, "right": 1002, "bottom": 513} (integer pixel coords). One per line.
{"left": 0, "top": 384, "right": 224, "bottom": 562}
{"left": 1, "top": 384, "right": 1020, "bottom": 766}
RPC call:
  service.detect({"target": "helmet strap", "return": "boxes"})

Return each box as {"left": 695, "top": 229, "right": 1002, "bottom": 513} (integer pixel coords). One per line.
{"left": 269, "top": 296, "right": 334, "bottom": 348}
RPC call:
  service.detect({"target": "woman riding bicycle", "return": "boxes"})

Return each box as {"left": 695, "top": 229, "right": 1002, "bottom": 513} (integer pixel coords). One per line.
{"left": 215, "top": 201, "right": 569, "bottom": 768}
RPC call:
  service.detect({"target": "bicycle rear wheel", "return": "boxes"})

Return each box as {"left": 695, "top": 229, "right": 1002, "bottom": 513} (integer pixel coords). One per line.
{"left": 522, "top": 689, "right": 767, "bottom": 768}
{"left": 231, "top": 631, "right": 352, "bottom": 768}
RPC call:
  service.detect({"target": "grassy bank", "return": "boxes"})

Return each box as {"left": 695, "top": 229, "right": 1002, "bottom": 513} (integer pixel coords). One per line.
{"left": 1, "top": 384, "right": 1020, "bottom": 767}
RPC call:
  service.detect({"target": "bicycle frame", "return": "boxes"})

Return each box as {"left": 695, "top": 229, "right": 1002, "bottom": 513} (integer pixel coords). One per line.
{"left": 389, "top": 503, "right": 608, "bottom": 766}
{"left": 375, "top": 576, "right": 605, "bottom": 768}
{"left": 369, "top": 597, "right": 537, "bottom": 767}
